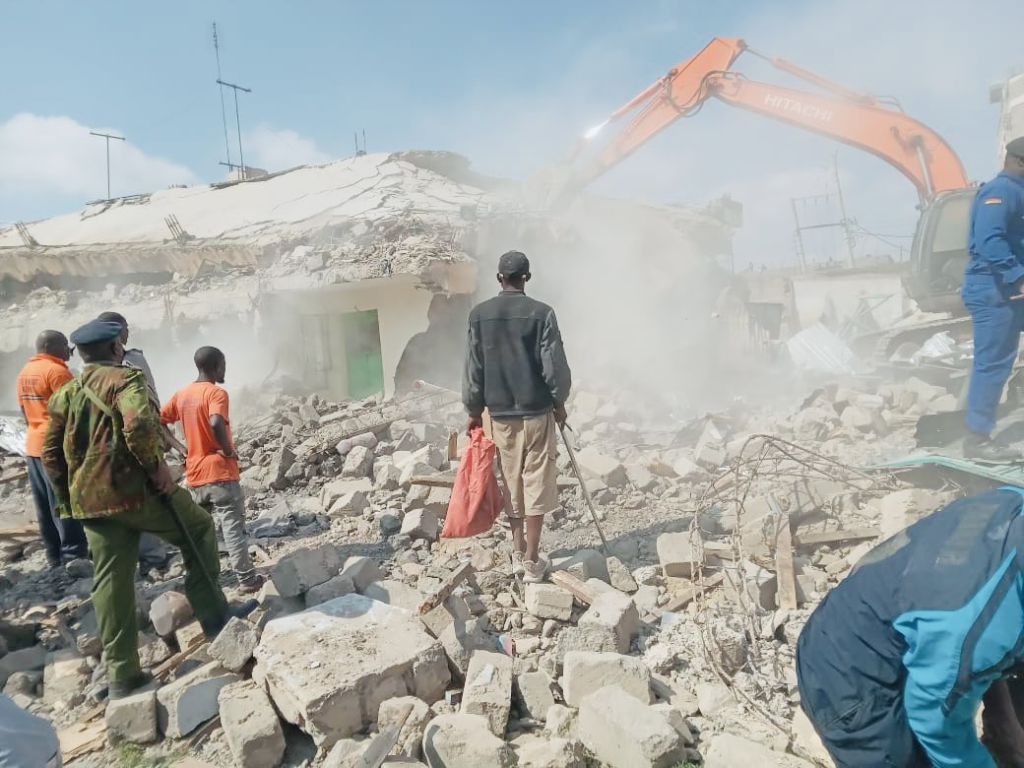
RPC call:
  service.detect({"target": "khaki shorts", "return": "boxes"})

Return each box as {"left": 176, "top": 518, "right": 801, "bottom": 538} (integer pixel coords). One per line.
{"left": 488, "top": 412, "right": 559, "bottom": 518}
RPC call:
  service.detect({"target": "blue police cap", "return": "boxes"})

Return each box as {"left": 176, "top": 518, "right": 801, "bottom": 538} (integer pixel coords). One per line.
{"left": 69, "top": 320, "right": 124, "bottom": 346}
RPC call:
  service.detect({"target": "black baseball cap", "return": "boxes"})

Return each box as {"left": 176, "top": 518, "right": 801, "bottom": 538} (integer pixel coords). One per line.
{"left": 498, "top": 250, "right": 530, "bottom": 279}
{"left": 1008, "top": 136, "right": 1024, "bottom": 160}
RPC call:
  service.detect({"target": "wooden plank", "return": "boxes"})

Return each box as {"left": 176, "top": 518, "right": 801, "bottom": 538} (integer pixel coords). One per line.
{"left": 549, "top": 570, "right": 601, "bottom": 606}
{"left": 152, "top": 633, "right": 206, "bottom": 681}
{"left": 651, "top": 571, "right": 726, "bottom": 618}
{"left": 59, "top": 719, "right": 107, "bottom": 760}
{"left": 793, "top": 526, "right": 879, "bottom": 548}
{"left": 775, "top": 516, "right": 799, "bottom": 611}
{"left": 417, "top": 562, "right": 474, "bottom": 615}
{"left": 0, "top": 524, "right": 38, "bottom": 540}
{"left": 410, "top": 475, "right": 456, "bottom": 488}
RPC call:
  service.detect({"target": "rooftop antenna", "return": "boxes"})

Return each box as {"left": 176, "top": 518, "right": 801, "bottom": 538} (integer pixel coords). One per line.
{"left": 212, "top": 23, "right": 232, "bottom": 170}
{"left": 89, "top": 130, "right": 126, "bottom": 199}
{"left": 354, "top": 130, "right": 367, "bottom": 157}
{"left": 217, "top": 79, "right": 252, "bottom": 178}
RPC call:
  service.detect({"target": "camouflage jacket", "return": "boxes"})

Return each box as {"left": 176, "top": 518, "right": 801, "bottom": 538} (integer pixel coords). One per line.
{"left": 41, "top": 362, "right": 164, "bottom": 519}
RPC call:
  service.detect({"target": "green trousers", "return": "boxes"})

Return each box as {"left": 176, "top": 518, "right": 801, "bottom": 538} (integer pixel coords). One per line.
{"left": 81, "top": 487, "right": 228, "bottom": 683}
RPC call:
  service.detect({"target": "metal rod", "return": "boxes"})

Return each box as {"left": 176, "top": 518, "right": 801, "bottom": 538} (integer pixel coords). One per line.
{"left": 832, "top": 153, "right": 857, "bottom": 268}
{"left": 89, "top": 131, "right": 125, "bottom": 199}
{"left": 558, "top": 424, "right": 609, "bottom": 554}
{"left": 217, "top": 79, "right": 251, "bottom": 179}
{"left": 159, "top": 492, "right": 220, "bottom": 598}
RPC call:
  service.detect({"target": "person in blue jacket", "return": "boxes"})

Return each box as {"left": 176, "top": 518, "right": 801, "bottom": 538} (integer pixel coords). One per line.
{"left": 962, "top": 136, "right": 1024, "bottom": 462}
{"left": 797, "top": 487, "right": 1024, "bottom": 767}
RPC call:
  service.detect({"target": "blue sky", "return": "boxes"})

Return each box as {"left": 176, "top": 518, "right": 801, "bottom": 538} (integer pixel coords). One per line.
{"left": 1, "top": 0, "right": 1020, "bottom": 265}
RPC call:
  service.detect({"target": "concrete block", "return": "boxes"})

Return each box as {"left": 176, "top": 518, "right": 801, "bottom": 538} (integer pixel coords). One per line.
{"left": 545, "top": 703, "right": 578, "bottom": 739}
{"left": 208, "top": 617, "right": 260, "bottom": 673}
{"left": 656, "top": 532, "right": 706, "bottom": 578}
{"left": 362, "top": 580, "right": 423, "bottom": 612}
{"left": 328, "top": 490, "right": 370, "bottom": 518}
{"left": 555, "top": 625, "right": 619, "bottom": 667}
{"left": 421, "top": 713, "right": 515, "bottom": 768}
{"left": 219, "top": 680, "right": 286, "bottom": 768}
{"left": 375, "top": 462, "right": 403, "bottom": 491}
{"left": 605, "top": 556, "right": 638, "bottom": 593}
{"left": 105, "top": 687, "right": 158, "bottom": 744}
{"left": 406, "top": 444, "right": 445, "bottom": 471}
{"left": 524, "top": 584, "right": 573, "bottom": 621}
{"left": 270, "top": 544, "right": 342, "bottom": 598}
{"left": 400, "top": 462, "right": 438, "bottom": 489}
{"left": 150, "top": 590, "right": 193, "bottom": 637}
{"left": 43, "top": 649, "right": 89, "bottom": 705}
{"left": 671, "top": 454, "right": 703, "bottom": 481}
{"left": 341, "top": 555, "right": 383, "bottom": 592}
{"left": 342, "top": 445, "right": 375, "bottom": 478}
{"left": 306, "top": 575, "right": 357, "bottom": 608}
{"left": 650, "top": 702, "right": 694, "bottom": 745}
{"left": 553, "top": 549, "right": 610, "bottom": 583}
{"left": 401, "top": 509, "right": 440, "bottom": 541}
{"left": 378, "top": 696, "right": 432, "bottom": 759}
{"left": 460, "top": 651, "right": 513, "bottom": 737}
{"left": 514, "top": 670, "right": 555, "bottom": 720}
{"left": 511, "top": 734, "right": 586, "bottom": 768}
{"left": 255, "top": 594, "right": 450, "bottom": 745}
{"left": 575, "top": 447, "right": 627, "bottom": 487}
{"left": 321, "top": 478, "right": 374, "bottom": 510}
{"left": 562, "top": 651, "right": 652, "bottom": 708}
{"left": 579, "top": 685, "right": 685, "bottom": 768}
{"left": 157, "top": 661, "right": 242, "bottom": 738}
{"left": 705, "top": 732, "right": 815, "bottom": 767}
{"left": 439, "top": 617, "right": 493, "bottom": 676}
{"left": 625, "top": 462, "right": 657, "bottom": 491}
{"left": 578, "top": 592, "right": 639, "bottom": 654}
{"left": 420, "top": 594, "right": 474, "bottom": 639}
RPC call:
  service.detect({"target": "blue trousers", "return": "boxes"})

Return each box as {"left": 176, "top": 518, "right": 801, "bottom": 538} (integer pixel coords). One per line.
{"left": 26, "top": 456, "right": 88, "bottom": 565}
{"left": 963, "top": 275, "right": 1024, "bottom": 436}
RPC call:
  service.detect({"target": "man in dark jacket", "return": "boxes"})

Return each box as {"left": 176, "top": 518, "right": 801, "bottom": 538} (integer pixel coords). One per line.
{"left": 797, "top": 487, "right": 1024, "bottom": 767}
{"left": 463, "top": 251, "right": 571, "bottom": 583}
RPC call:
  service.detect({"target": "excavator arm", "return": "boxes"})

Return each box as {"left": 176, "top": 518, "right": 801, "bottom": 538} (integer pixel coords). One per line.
{"left": 560, "top": 37, "right": 969, "bottom": 206}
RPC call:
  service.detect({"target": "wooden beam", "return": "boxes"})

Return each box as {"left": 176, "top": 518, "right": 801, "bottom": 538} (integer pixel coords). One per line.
{"left": 410, "top": 475, "right": 456, "bottom": 488}
{"left": 775, "top": 516, "right": 799, "bottom": 611}
{"left": 549, "top": 570, "right": 601, "bottom": 606}
{"left": 417, "top": 562, "right": 474, "bottom": 615}
{"left": 793, "top": 527, "right": 879, "bottom": 548}
{"left": 0, "top": 525, "right": 38, "bottom": 540}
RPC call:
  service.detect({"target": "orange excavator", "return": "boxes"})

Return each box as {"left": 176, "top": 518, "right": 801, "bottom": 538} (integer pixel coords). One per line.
{"left": 538, "top": 37, "right": 978, "bottom": 326}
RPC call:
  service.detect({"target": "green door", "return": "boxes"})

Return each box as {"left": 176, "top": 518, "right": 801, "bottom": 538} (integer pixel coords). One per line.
{"left": 343, "top": 310, "right": 385, "bottom": 398}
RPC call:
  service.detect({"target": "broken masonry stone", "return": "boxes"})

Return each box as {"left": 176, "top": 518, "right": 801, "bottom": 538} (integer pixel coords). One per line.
{"left": 305, "top": 574, "right": 357, "bottom": 608}
{"left": 694, "top": 441, "right": 726, "bottom": 469}
{"left": 379, "top": 695, "right": 433, "bottom": 759}
{"left": 4, "top": 671, "right": 40, "bottom": 698}
{"left": 879, "top": 488, "right": 945, "bottom": 539}
{"left": 362, "top": 580, "right": 423, "bottom": 612}
{"left": 524, "top": 583, "right": 574, "bottom": 621}
{"left": 105, "top": 687, "right": 158, "bottom": 744}
{"left": 321, "top": 477, "right": 373, "bottom": 510}
{"left": 407, "top": 444, "right": 446, "bottom": 471}
{"left": 269, "top": 446, "right": 296, "bottom": 490}
{"left": 605, "top": 556, "right": 638, "bottom": 593}
{"left": 219, "top": 680, "right": 286, "bottom": 768}
{"left": 328, "top": 490, "right": 370, "bottom": 517}
{"left": 342, "top": 445, "right": 375, "bottom": 478}
{"left": 377, "top": 510, "right": 403, "bottom": 536}
{"left": 575, "top": 447, "right": 627, "bottom": 487}
{"left": 157, "top": 660, "right": 242, "bottom": 738}
{"left": 341, "top": 555, "right": 383, "bottom": 593}
{"left": 562, "top": 651, "right": 652, "bottom": 708}
{"left": 511, "top": 734, "right": 587, "bottom": 768}
{"left": 650, "top": 702, "right": 695, "bottom": 745}
{"left": 578, "top": 684, "right": 685, "bottom": 768}
{"left": 839, "top": 405, "right": 874, "bottom": 432}
{"left": 400, "top": 461, "right": 439, "bottom": 489}
{"left": 579, "top": 591, "right": 640, "bottom": 654}
{"left": 336, "top": 432, "right": 378, "bottom": 458}
{"left": 150, "top": 590, "right": 193, "bottom": 637}
{"left": 553, "top": 549, "right": 610, "bottom": 583}
{"left": 545, "top": 703, "right": 578, "bottom": 740}
{"left": 439, "top": 616, "right": 493, "bottom": 676}
{"left": 401, "top": 509, "right": 440, "bottom": 541}
{"left": 43, "top": 649, "right": 90, "bottom": 705}
{"left": 254, "top": 594, "right": 450, "bottom": 746}
{"left": 208, "top": 617, "right": 260, "bottom": 673}
{"left": 420, "top": 595, "right": 474, "bottom": 639}
{"left": 555, "top": 625, "right": 619, "bottom": 666}
{"left": 375, "top": 461, "right": 403, "bottom": 491}
{"left": 625, "top": 463, "right": 657, "bottom": 491}
{"left": 270, "top": 544, "right": 342, "bottom": 598}
{"left": 705, "top": 733, "right": 814, "bottom": 768}
{"left": 460, "top": 650, "right": 513, "bottom": 737}
{"left": 421, "top": 713, "right": 515, "bottom": 768}
{"left": 514, "top": 670, "right": 555, "bottom": 720}
{"left": 656, "top": 532, "right": 712, "bottom": 578}
{"left": 671, "top": 454, "right": 703, "bottom": 481}
{"left": 696, "top": 681, "right": 734, "bottom": 717}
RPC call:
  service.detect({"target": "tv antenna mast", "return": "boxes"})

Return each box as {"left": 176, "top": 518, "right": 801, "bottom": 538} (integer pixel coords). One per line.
{"left": 212, "top": 23, "right": 233, "bottom": 170}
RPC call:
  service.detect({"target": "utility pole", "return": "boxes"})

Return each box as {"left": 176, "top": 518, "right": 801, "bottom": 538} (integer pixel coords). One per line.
{"left": 832, "top": 153, "right": 857, "bottom": 268}
{"left": 89, "top": 131, "right": 125, "bottom": 199}
{"left": 217, "top": 79, "right": 251, "bottom": 178}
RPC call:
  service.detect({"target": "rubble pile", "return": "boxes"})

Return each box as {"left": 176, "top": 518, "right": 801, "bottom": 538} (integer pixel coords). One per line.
{"left": 0, "top": 367, "right": 976, "bottom": 767}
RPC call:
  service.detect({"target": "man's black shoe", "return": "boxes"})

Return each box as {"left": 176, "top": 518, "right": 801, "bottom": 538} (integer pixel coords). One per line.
{"left": 108, "top": 671, "right": 153, "bottom": 700}
{"left": 200, "top": 599, "right": 259, "bottom": 639}
{"left": 963, "top": 433, "right": 1023, "bottom": 464}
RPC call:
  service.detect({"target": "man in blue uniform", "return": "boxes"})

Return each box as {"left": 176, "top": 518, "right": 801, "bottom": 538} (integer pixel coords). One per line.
{"left": 962, "top": 136, "right": 1024, "bottom": 462}
{"left": 797, "top": 488, "right": 1024, "bottom": 767}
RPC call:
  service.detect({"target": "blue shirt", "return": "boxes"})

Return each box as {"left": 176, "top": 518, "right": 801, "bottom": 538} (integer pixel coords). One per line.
{"left": 965, "top": 171, "right": 1024, "bottom": 287}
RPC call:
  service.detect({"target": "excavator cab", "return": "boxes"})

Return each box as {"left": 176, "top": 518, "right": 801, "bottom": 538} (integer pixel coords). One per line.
{"left": 907, "top": 189, "right": 975, "bottom": 314}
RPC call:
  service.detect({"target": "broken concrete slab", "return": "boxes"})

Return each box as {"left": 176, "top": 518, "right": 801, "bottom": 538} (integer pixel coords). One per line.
{"left": 379, "top": 695, "right": 433, "bottom": 759}
{"left": 579, "top": 684, "right": 685, "bottom": 768}
{"left": 460, "top": 650, "right": 513, "bottom": 737}
{"left": 43, "top": 649, "right": 90, "bottom": 705}
{"left": 157, "top": 661, "right": 242, "bottom": 738}
{"left": 328, "top": 490, "right": 370, "bottom": 518}
{"left": 605, "top": 556, "right": 638, "bottom": 593}
{"left": 306, "top": 574, "right": 357, "bottom": 608}
{"left": 362, "top": 580, "right": 423, "bottom": 612}
{"left": 439, "top": 617, "right": 493, "bottom": 676}
{"left": 421, "top": 713, "right": 515, "bottom": 768}
{"left": 555, "top": 625, "right": 619, "bottom": 666}
{"left": 219, "top": 680, "right": 286, "bottom": 768}
{"left": 321, "top": 478, "right": 374, "bottom": 510}
{"left": 578, "top": 591, "right": 640, "bottom": 654}
{"left": 342, "top": 445, "right": 375, "bottom": 478}
{"left": 545, "top": 703, "right": 578, "bottom": 740}
{"left": 656, "top": 532, "right": 711, "bottom": 578}
{"left": 562, "top": 651, "right": 652, "bottom": 708}
{"left": 208, "top": 617, "right": 260, "bottom": 673}
{"left": 105, "top": 687, "right": 158, "bottom": 744}
{"left": 704, "top": 733, "right": 814, "bottom": 768}
{"left": 341, "top": 555, "right": 383, "bottom": 592}
{"left": 524, "top": 583, "right": 573, "bottom": 621}
{"left": 254, "top": 594, "right": 450, "bottom": 746}
{"left": 553, "top": 549, "right": 610, "bottom": 583}
{"left": 650, "top": 703, "right": 695, "bottom": 745}
{"left": 575, "top": 447, "right": 627, "bottom": 487}
{"left": 514, "top": 670, "right": 555, "bottom": 721}
{"left": 270, "top": 544, "right": 342, "bottom": 598}
{"left": 511, "top": 734, "right": 586, "bottom": 768}
{"left": 401, "top": 509, "right": 440, "bottom": 541}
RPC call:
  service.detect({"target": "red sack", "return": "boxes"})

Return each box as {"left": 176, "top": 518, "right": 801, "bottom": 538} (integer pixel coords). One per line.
{"left": 441, "top": 428, "right": 504, "bottom": 538}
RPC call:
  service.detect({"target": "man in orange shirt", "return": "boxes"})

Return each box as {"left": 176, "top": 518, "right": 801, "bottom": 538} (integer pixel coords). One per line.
{"left": 16, "top": 330, "right": 88, "bottom": 567}
{"left": 161, "top": 346, "right": 260, "bottom": 592}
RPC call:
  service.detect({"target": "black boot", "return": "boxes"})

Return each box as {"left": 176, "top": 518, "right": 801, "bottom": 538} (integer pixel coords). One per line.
{"left": 964, "top": 433, "right": 1023, "bottom": 464}
{"left": 108, "top": 671, "right": 153, "bottom": 700}
{"left": 200, "top": 598, "right": 259, "bottom": 639}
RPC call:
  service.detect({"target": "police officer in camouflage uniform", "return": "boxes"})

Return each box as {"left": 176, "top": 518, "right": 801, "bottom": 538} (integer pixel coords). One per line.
{"left": 41, "top": 319, "right": 254, "bottom": 699}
